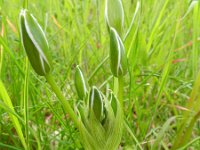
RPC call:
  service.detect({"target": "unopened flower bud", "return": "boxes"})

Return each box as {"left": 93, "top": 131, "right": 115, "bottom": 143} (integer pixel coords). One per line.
{"left": 75, "top": 65, "right": 87, "bottom": 100}
{"left": 110, "top": 27, "right": 127, "bottom": 77}
{"left": 20, "top": 9, "right": 51, "bottom": 76}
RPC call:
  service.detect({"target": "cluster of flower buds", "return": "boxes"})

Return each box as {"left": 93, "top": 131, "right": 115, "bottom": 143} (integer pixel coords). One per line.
{"left": 19, "top": 0, "right": 127, "bottom": 148}
{"left": 74, "top": 67, "right": 123, "bottom": 150}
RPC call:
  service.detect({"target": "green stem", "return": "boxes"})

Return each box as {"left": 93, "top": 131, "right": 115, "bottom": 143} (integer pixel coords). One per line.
{"left": 24, "top": 58, "right": 29, "bottom": 149}
{"left": 192, "top": 3, "right": 199, "bottom": 78}
{"left": 0, "top": 18, "right": 4, "bottom": 78}
{"left": 118, "top": 76, "right": 124, "bottom": 107}
{"left": 23, "top": 0, "right": 28, "bottom": 9}
{"left": 181, "top": 111, "right": 200, "bottom": 146}
{"left": 45, "top": 74, "right": 79, "bottom": 128}
{"left": 113, "top": 77, "right": 118, "bottom": 96}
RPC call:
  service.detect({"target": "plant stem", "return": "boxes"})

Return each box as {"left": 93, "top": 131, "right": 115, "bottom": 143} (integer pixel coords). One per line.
{"left": 0, "top": 21, "right": 4, "bottom": 77}
{"left": 45, "top": 74, "right": 79, "bottom": 128}
{"left": 192, "top": 3, "right": 199, "bottom": 78}
{"left": 113, "top": 77, "right": 118, "bottom": 96}
{"left": 24, "top": 58, "right": 29, "bottom": 149}
{"left": 23, "top": 0, "right": 28, "bottom": 9}
{"left": 118, "top": 76, "right": 124, "bottom": 107}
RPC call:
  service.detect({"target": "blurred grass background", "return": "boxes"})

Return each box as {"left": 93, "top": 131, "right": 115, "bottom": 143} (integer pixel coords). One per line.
{"left": 0, "top": 0, "right": 200, "bottom": 149}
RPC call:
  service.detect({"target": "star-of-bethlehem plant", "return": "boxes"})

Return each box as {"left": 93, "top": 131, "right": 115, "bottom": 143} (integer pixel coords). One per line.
{"left": 19, "top": 0, "right": 127, "bottom": 149}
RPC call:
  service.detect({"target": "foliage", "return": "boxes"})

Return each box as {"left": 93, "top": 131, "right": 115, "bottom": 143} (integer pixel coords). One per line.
{"left": 0, "top": 0, "right": 200, "bottom": 149}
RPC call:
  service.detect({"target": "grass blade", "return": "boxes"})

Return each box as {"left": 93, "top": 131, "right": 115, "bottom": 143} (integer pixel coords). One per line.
{"left": 0, "top": 80, "right": 27, "bottom": 149}
{"left": 172, "top": 71, "right": 200, "bottom": 149}
{"left": 152, "top": 116, "right": 176, "bottom": 149}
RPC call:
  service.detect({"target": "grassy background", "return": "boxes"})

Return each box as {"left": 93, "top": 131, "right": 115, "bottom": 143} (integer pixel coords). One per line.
{"left": 0, "top": 0, "right": 200, "bottom": 149}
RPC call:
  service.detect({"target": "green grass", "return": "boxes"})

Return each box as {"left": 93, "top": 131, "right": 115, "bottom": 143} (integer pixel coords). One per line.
{"left": 1, "top": 0, "right": 200, "bottom": 149}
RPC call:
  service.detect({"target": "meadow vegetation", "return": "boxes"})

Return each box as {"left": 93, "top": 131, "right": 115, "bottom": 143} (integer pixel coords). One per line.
{"left": 0, "top": 0, "right": 200, "bottom": 149}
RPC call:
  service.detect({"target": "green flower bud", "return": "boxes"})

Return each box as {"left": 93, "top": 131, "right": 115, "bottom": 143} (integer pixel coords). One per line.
{"left": 105, "top": 0, "right": 124, "bottom": 36}
{"left": 89, "top": 86, "right": 104, "bottom": 121}
{"left": 110, "top": 27, "right": 128, "bottom": 77}
{"left": 75, "top": 65, "right": 87, "bottom": 100}
{"left": 19, "top": 9, "right": 51, "bottom": 76}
